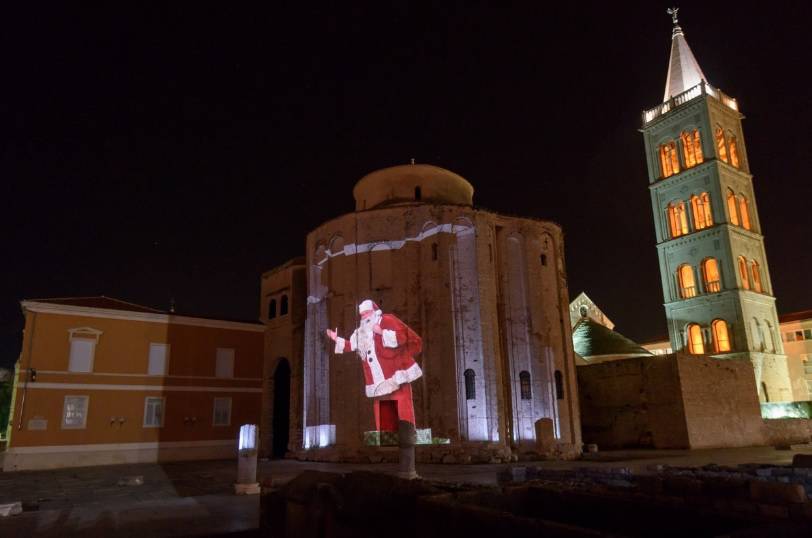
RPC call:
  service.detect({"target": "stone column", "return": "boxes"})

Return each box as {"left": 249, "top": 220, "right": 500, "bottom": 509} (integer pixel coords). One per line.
{"left": 397, "top": 420, "right": 419, "bottom": 480}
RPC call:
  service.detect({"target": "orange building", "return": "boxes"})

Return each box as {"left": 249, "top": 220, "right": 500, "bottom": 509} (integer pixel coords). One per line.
{"left": 4, "top": 297, "right": 264, "bottom": 471}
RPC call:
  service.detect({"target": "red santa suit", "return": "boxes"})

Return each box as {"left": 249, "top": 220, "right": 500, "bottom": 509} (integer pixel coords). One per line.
{"left": 334, "top": 309, "right": 422, "bottom": 428}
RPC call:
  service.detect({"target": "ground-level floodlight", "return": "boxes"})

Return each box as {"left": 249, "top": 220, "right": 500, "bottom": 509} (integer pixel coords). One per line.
{"left": 234, "top": 424, "right": 260, "bottom": 495}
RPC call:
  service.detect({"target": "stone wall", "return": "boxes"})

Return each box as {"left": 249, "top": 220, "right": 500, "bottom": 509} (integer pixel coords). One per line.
{"left": 578, "top": 354, "right": 766, "bottom": 449}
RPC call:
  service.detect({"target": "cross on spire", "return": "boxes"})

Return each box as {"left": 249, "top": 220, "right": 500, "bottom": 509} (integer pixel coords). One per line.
{"left": 667, "top": 7, "right": 679, "bottom": 26}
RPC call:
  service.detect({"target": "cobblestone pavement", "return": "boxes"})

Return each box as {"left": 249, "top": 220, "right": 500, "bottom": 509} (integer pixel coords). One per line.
{"left": 0, "top": 444, "right": 811, "bottom": 536}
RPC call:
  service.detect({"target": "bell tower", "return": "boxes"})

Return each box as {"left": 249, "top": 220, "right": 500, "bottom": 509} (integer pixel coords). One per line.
{"left": 640, "top": 9, "right": 793, "bottom": 402}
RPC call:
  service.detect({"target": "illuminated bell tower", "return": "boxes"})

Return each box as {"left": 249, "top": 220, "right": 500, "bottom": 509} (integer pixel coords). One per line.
{"left": 640, "top": 9, "right": 793, "bottom": 402}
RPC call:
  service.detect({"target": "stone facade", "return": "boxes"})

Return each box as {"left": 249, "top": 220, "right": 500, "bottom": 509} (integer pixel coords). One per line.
{"left": 261, "top": 164, "right": 581, "bottom": 460}
{"left": 578, "top": 353, "right": 765, "bottom": 449}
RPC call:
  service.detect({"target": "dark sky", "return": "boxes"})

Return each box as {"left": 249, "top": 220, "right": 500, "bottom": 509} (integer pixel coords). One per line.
{"left": 2, "top": 2, "right": 811, "bottom": 368}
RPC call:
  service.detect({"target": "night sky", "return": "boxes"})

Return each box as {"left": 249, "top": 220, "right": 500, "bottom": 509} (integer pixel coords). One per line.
{"left": 3, "top": 2, "right": 811, "bottom": 368}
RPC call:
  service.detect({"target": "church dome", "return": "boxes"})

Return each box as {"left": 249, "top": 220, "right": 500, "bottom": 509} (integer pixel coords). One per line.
{"left": 352, "top": 163, "right": 474, "bottom": 211}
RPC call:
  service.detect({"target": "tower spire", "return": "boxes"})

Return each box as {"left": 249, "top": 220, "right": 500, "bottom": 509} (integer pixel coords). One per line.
{"left": 663, "top": 8, "right": 708, "bottom": 102}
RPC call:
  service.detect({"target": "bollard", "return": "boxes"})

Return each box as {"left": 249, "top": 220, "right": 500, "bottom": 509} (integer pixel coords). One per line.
{"left": 235, "top": 424, "right": 260, "bottom": 495}
{"left": 397, "top": 420, "right": 419, "bottom": 480}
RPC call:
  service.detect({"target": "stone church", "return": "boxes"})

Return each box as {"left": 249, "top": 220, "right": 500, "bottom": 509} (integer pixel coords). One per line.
{"left": 260, "top": 164, "right": 581, "bottom": 461}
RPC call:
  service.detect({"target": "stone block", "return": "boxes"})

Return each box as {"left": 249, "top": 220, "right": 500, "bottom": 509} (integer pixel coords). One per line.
{"left": 749, "top": 480, "right": 807, "bottom": 504}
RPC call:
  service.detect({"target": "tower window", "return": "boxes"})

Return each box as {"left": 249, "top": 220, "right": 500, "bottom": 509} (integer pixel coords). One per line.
{"left": 738, "top": 256, "right": 750, "bottom": 290}
{"left": 751, "top": 261, "right": 763, "bottom": 293}
{"left": 519, "top": 371, "right": 532, "bottom": 400}
{"left": 666, "top": 201, "right": 689, "bottom": 238}
{"left": 464, "top": 369, "right": 475, "bottom": 400}
{"left": 728, "top": 133, "right": 740, "bottom": 168}
{"left": 715, "top": 126, "right": 728, "bottom": 163}
{"left": 738, "top": 195, "right": 751, "bottom": 230}
{"left": 431, "top": 242, "right": 438, "bottom": 261}
{"left": 414, "top": 186, "right": 422, "bottom": 201}
{"left": 268, "top": 298, "right": 277, "bottom": 320}
{"left": 712, "top": 319, "right": 731, "bottom": 352}
{"left": 681, "top": 129, "right": 703, "bottom": 168}
{"left": 690, "top": 192, "right": 713, "bottom": 230}
{"left": 540, "top": 253, "right": 547, "bottom": 266}
{"left": 659, "top": 141, "right": 680, "bottom": 178}
{"left": 701, "top": 258, "right": 721, "bottom": 293}
{"left": 280, "top": 294, "right": 289, "bottom": 316}
{"left": 726, "top": 189, "right": 740, "bottom": 226}
{"left": 554, "top": 370, "right": 564, "bottom": 400}
{"left": 677, "top": 264, "right": 697, "bottom": 299}
{"left": 687, "top": 323, "right": 705, "bottom": 354}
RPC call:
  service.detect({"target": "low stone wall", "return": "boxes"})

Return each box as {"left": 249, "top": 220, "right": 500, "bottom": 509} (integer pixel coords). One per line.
{"left": 763, "top": 419, "right": 812, "bottom": 446}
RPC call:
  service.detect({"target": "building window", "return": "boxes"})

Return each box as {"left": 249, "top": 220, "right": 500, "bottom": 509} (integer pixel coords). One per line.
{"left": 659, "top": 141, "right": 680, "bottom": 178}
{"left": 414, "top": 186, "right": 422, "bottom": 200}
{"left": 540, "top": 253, "right": 547, "bottom": 266}
{"left": 752, "top": 318, "right": 765, "bottom": 351}
{"left": 738, "top": 195, "right": 751, "bottom": 230}
{"left": 751, "top": 261, "right": 763, "bottom": 293}
{"left": 268, "top": 298, "right": 277, "bottom": 320}
{"left": 147, "top": 343, "right": 169, "bottom": 376}
{"left": 712, "top": 320, "right": 731, "bottom": 352}
{"left": 728, "top": 133, "right": 740, "bottom": 168}
{"left": 216, "top": 348, "right": 235, "bottom": 378}
{"left": 715, "top": 126, "right": 728, "bottom": 163}
{"left": 677, "top": 264, "right": 697, "bottom": 299}
{"left": 62, "top": 395, "right": 89, "bottom": 429}
{"left": 554, "top": 370, "right": 564, "bottom": 400}
{"left": 67, "top": 327, "right": 102, "bottom": 373}
{"left": 213, "top": 397, "right": 232, "bottom": 426}
{"left": 764, "top": 321, "right": 776, "bottom": 353}
{"left": 690, "top": 192, "right": 713, "bottom": 230}
{"left": 701, "top": 258, "right": 721, "bottom": 293}
{"left": 464, "top": 369, "right": 476, "bottom": 400}
{"left": 726, "top": 189, "right": 739, "bottom": 226}
{"left": 738, "top": 256, "right": 750, "bottom": 290}
{"left": 519, "top": 371, "right": 532, "bottom": 400}
{"left": 431, "top": 242, "right": 438, "bottom": 261}
{"left": 666, "top": 201, "right": 689, "bottom": 238}
{"left": 687, "top": 323, "right": 705, "bottom": 354}
{"left": 143, "top": 397, "right": 165, "bottom": 428}
{"left": 681, "top": 129, "right": 703, "bottom": 168}
{"left": 785, "top": 332, "right": 795, "bottom": 342}
{"left": 280, "top": 294, "right": 289, "bottom": 316}
{"left": 805, "top": 329, "right": 812, "bottom": 340}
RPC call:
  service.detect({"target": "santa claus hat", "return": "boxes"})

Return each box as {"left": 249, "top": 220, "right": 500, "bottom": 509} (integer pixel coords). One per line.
{"left": 358, "top": 299, "right": 380, "bottom": 316}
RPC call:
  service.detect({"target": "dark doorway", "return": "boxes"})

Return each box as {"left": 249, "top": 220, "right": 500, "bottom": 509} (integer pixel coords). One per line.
{"left": 272, "top": 359, "right": 291, "bottom": 458}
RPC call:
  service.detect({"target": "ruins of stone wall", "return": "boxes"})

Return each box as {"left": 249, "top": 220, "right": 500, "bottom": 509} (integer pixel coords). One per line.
{"left": 577, "top": 356, "right": 689, "bottom": 449}
{"left": 763, "top": 419, "right": 812, "bottom": 446}
{"left": 676, "top": 355, "right": 766, "bottom": 448}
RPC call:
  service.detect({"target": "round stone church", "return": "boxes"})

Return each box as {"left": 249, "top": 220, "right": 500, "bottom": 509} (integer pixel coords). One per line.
{"left": 260, "top": 163, "right": 581, "bottom": 462}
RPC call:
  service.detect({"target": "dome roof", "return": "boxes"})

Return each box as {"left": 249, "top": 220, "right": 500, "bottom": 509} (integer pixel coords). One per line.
{"left": 352, "top": 164, "right": 474, "bottom": 211}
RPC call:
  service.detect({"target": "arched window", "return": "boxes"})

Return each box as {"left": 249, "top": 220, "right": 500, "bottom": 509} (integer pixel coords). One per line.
{"left": 268, "top": 298, "right": 277, "bottom": 320}
{"left": 677, "top": 264, "right": 697, "bottom": 298}
{"left": 702, "top": 258, "right": 721, "bottom": 293}
{"left": 728, "top": 133, "right": 740, "bottom": 168}
{"left": 751, "top": 261, "right": 763, "bottom": 293}
{"left": 554, "top": 370, "right": 564, "bottom": 400}
{"left": 464, "top": 369, "right": 476, "bottom": 400}
{"left": 414, "top": 186, "right": 422, "bottom": 200}
{"left": 738, "top": 195, "right": 751, "bottom": 230}
{"left": 752, "top": 318, "right": 764, "bottom": 351}
{"left": 715, "top": 126, "right": 728, "bottom": 163}
{"left": 690, "top": 192, "right": 713, "bottom": 230}
{"left": 687, "top": 323, "right": 705, "bottom": 354}
{"left": 280, "top": 294, "right": 289, "bottom": 316}
{"left": 727, "top": 189, "right": 740, "bottom": 226}
{"left": 680, "top": 129, "right": 703, "bottom": 168}
{"left": 712, "top": 319, "right": 731, "bottom": 352}
{"left": 666, "top": 201, "right": 689, "bottom": 238}
{"left": 763, "top": 320, "right": 775, "bottom": 353}
{"left": 519, "top": 371, "right": 532, "bottom": 400}
{"left": 659, "top": 141, "right": 680, "bottom": 178}
{"left": 738, "top": 256, "right": 750, "bottom": 290}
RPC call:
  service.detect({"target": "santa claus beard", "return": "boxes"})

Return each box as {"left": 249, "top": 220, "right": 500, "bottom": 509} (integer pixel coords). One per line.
{"left": 357, "top": 310, "right": 382, "bottom": 352}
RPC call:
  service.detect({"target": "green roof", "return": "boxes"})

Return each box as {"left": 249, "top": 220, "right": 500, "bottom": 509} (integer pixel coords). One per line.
{"left": 572, "top": 318, "right": 653, "bottom": 359}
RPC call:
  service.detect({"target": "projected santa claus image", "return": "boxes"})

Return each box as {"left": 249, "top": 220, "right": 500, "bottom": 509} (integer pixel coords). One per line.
{"left": 326, "top": 299, "right": 422, "bottom": 432}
